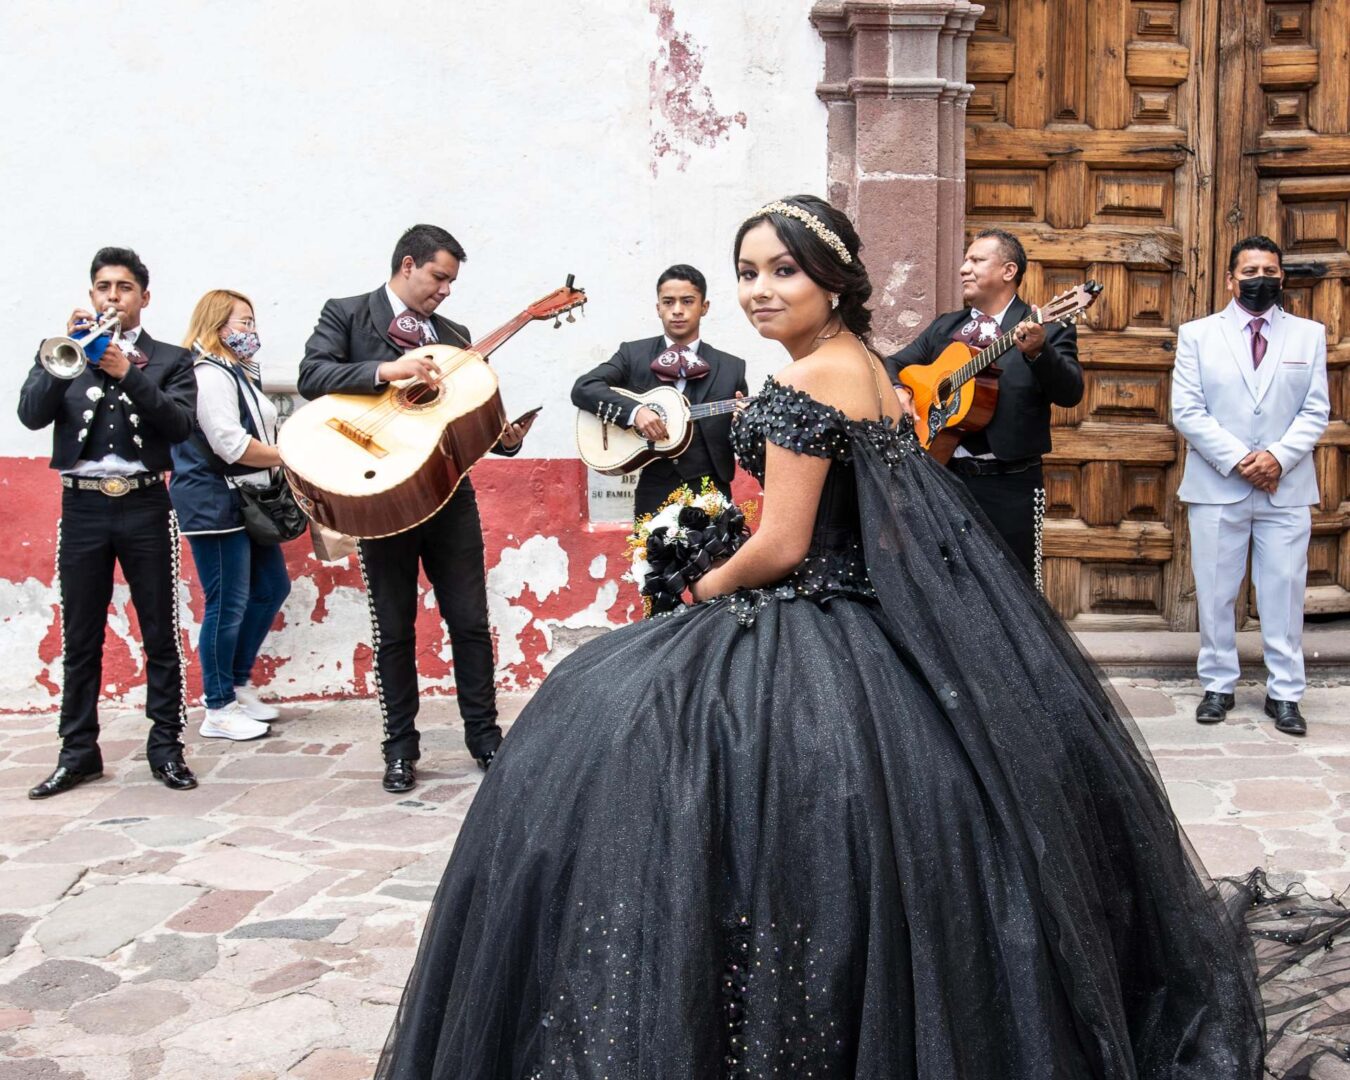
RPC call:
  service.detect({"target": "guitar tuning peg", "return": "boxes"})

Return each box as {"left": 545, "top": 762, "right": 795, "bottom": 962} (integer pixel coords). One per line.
{"left": 553, "top": 316, "right": 562, "bottom": 329}
{"left": 566, "top": 311, "right": 576, "bottom": 323}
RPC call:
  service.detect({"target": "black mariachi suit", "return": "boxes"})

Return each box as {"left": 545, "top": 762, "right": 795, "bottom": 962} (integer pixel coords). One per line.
{"left": 571, "top": 336, "right": 749, "bottom": 519}
{"left": 884, "top": 297, "right": 1083, "bottom": 576}
{"left": 298, "top": 287, "right": 518, "bottom": 763}
{"left": 17, "top": 331, "right": 197, "bottom": 772}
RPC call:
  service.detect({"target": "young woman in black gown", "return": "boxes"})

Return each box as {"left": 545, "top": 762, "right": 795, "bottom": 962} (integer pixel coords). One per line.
{"left": 376, "top": 197, "right": 1345, "bottom": 1079}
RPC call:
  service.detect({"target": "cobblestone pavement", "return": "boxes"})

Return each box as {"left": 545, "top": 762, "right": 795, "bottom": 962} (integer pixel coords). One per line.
{"left": 0, "top": 678, "right": 1347, "bottom": 1079}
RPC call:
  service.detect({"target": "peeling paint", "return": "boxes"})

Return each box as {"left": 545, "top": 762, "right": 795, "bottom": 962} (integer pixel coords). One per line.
{"left": 649, "top": 0, "right": 748, "bottom": 176}
{"left": 263, "top": 579, "right": 374, "bottom": 699}
{"left": 539, "top": 582, "right": 627, "bottom": 673}
{"left": 0, "top": 577, "right": 56, "bottom": 703}
{"left": 0, "top": 458, "right": 756, "bottom": 711}
{"left": 489, "top": 535, "right": 570, "bottom": 605}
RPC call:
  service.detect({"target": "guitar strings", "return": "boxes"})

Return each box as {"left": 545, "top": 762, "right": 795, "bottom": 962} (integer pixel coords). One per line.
{"left": 357, "top": 350, "right": 481, "bottom": 437}
{"left": 342, "top": 320, "right": 487, "bottom": 434}
{"left": 332, "top": 296, "right": 584, "bottom": 445}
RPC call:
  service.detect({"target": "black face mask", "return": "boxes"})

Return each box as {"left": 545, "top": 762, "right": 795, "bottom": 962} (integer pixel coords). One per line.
{"left": 1236, "top": 275, "right": 1282, "bottom": 314}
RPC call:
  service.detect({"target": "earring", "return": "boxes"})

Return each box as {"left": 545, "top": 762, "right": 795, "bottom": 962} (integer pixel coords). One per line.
{"left": 830, "top": 293, "right": 840, "bottom": 310}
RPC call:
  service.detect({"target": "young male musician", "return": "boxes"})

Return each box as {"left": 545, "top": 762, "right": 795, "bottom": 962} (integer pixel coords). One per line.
{"left": 1173, "top": 236, "right": 1329, "bottom": 735}
{"left": 885, "top": 229, "right": 1083, "bottom": 578}
{"left": 572, "top": 264, "right": 748, "bottom": 519}
{"left": 298, "top": 224, "right": 534, "bottom": 793}
{"left": 19, "top": 247, "right": 198, "bottom": 798}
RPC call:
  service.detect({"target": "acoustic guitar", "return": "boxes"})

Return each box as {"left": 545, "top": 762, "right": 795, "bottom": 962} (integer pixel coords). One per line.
{"left": 279, "top": 277, "right": 587, "bottom": 538}
{"left": 575, "top": 385, "right": 749, "bottom": 475}
{"left": 899, "top": 281, "right": 1102, "bottom": 463}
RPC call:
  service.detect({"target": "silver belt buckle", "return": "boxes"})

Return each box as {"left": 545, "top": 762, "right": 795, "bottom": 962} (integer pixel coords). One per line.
{"left": 97, "top": 476, "right": 133, "bottom": 497}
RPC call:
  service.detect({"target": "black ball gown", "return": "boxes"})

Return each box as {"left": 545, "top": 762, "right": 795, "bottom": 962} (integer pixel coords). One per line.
{"left": 376, "top": 379, "right": 1347, "bottom": 1079}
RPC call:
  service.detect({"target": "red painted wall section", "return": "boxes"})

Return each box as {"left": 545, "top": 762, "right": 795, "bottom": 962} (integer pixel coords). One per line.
{"left": 2, "top": 456, "right": 762, "bottom": 711}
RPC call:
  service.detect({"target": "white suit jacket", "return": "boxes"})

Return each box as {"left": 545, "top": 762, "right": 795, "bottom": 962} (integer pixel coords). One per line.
{"left": 1172, "top": 301, "right": 1329, "bottom": 507}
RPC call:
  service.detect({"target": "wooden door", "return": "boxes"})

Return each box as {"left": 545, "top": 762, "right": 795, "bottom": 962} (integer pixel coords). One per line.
{"left": 965, "top": 0, "right": 1219, "bottom": 629}
{"left": 1217, "top": 0, "right": 1350, "bottom": 620}
{"left": 965, "top": 0, "right": 1347, "bottom": 629}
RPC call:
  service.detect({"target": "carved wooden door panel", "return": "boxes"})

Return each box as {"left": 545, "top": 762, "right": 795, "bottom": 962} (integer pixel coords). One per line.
{"left": 1217, "top": 0, "right": 1350, "bottom": 620}
{"left": 965, "top": 0, "right": 1218, "bottom": 629}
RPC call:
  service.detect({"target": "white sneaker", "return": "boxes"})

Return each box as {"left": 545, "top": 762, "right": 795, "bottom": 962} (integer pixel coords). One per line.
{"left": 233, "top": 684, "right": 280, "bottom": 721}
{"left": 200, "top": 702, "right": 271, "bottom": 741}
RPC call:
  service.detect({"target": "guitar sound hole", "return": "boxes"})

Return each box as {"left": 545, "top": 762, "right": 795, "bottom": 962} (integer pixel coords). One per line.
{"left": 364, "top": 470, "right": 376, "bottom": 479}
{"left": 937, "top": 380, "right": 952, "bottom": 403}
{"left": 396, "top": 381, "right": 444, "bottom": 411}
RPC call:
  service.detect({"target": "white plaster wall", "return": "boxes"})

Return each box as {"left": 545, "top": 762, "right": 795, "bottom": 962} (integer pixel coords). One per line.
{"left": 0, "top": 0, "right": 826, "bottom": 458}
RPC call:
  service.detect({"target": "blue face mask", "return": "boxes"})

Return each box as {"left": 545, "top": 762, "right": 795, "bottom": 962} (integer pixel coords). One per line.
{"left": 223, "top": 329, "right": 261, "bottom": 361}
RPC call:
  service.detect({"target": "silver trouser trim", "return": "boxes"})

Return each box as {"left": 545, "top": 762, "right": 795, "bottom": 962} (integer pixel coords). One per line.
{"left": 1033, "top": 486, "right": 1046, "bottom": 595}
{"left": 55, "top": 517, "right": 65, "bottom": 734}
{"left": 355, "top": 542, "right": 391, "bottom": 740}
{"left": 167, "top": 509, "right": 188, "bottom": 746}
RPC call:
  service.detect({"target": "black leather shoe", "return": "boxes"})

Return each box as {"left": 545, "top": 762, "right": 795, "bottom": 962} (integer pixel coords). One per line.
{"left": 28, "top": 766, "right": 103, "bottom": 800}
{"left": 1195, "top": 691, "right": 1236, "bottom": 724}
{"left": 1264, "top": 696, "right": 1307, "bottom": 737}
{"left": 150, "top": 760, "right": 198, "bottom": 790}
{"left": 383, "top": 759, "right": 416, "bottom": 792}
{"left": 475, "top": 749, "right": 496, "bottom": 772}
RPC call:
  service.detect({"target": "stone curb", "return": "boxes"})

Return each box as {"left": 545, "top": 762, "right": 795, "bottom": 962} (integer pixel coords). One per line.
{"left": 1076, "top": 627, "right": 1350, "bottom": 678}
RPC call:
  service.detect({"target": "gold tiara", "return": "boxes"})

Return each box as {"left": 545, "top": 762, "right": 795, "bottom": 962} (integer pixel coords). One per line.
{"left": 752, "top": 201, "right": 854, "bottom": 265}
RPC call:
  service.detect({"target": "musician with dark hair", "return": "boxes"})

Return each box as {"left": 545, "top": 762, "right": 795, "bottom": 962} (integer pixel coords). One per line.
{"left": 297, "top": 224, "right": 536, "bottom": 793}
{"left": 18, "top": 246, "right": 199, "bottom": 798}
{"left": 884, "top": 228, "right": 1083, "bottom": 580}
{"left": 571, "top": 263, "right": 748, "bottom": 519}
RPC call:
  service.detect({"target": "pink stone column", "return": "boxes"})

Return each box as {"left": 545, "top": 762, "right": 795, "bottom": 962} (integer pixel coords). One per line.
{"left": 810, "top": 1, "right": 982, "bottom": 354}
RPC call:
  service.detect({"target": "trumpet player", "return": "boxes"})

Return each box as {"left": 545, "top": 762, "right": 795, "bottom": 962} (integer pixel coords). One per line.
{"left": 17, "top": 247, "right": 199, "bottom": 799}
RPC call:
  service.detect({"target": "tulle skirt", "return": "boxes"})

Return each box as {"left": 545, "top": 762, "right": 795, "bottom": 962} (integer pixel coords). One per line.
{"left": 375, "top": 436, "right": 1347, "bottom": 1079}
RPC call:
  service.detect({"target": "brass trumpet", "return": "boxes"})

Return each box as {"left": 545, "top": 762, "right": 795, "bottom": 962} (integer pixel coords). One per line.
{"left": 39, "top": 309, "right": 122, "bottom": 379}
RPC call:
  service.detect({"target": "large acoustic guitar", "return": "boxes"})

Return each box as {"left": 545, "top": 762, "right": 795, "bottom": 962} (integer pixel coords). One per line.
{"left": 280, "top": 277, "right": 586, "bottom": 538}
{"left": 575, "top": 385, "right": 750, "bottom": 475}
{"left": 899, "top": 281, "right": 1101, "bottom": 463}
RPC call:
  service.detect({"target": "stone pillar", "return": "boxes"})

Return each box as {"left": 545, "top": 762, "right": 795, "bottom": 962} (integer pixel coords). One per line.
{"left": 810, "top": 0, "right": 982, "bottom": 354}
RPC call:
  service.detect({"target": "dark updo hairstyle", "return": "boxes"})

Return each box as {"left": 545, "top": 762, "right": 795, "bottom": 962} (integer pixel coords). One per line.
{"left": 733, "top": 194, "right": 873, "bottom": 342}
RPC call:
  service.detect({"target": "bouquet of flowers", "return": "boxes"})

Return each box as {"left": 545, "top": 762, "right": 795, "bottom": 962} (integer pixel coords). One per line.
{"left": 626, "top": 479, "right": 756, "bottom": 616}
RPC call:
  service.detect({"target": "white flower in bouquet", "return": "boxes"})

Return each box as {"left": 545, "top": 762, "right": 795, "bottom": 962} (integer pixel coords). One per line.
{"left": 626, "top": 551, "right": 651, "bottom": 586}
{"left": 647, "top": 503, "right": 686, "bottom": 538}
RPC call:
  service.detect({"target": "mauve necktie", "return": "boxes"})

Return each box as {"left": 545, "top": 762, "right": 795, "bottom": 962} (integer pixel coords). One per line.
{"left": 388, "top": 313, "right": 431, "bottom": 351}
{"left": 1250, "top": 317, "right": 1267, "bottom": 369}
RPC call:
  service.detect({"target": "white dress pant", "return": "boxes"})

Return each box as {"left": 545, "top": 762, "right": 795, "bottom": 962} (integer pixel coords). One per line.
{"left": 1186, "top": 491, "right": 1311, "bottom": 701}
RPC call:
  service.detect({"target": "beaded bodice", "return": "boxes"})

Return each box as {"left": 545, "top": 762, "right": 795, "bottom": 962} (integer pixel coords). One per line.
{"left": 730, "top": 378, "right": 917, "bottom": 611}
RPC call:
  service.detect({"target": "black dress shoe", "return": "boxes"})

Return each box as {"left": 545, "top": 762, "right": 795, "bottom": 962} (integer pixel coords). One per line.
{"left": 1264, "top": 696, "right": 1307, "bottom": 737}
{"left": 1195, "top": 691, "right": 1236, "bottom": 724}
{"left": 475, "top": 749, "right": 496, "bottom": 772}
{"left": 150, "top": 760, "right": 198, "bottom": 790}
{"left": 383, "top": 759, "right": 416, "bottom": 793}
{"left": 28, "top": 766, "right": 103, "bottom": 800}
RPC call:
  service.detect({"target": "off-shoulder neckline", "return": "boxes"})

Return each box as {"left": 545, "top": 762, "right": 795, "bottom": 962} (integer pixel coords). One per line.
{"left": 760, "top": 375, "right": 899, "bottom": 431}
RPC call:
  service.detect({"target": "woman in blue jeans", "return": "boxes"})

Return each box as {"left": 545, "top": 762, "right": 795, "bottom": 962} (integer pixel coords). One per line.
{"left": 170, "top": 290, "right": 291, "bottom": 740}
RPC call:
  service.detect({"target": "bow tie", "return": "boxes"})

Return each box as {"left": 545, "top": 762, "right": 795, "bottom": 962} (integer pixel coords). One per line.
{"left": 118, "top": 335, "right": 149, "bottom": 369}
{"left": 388, "top": 313, "right": 433, "bottom": 350}
{"left": 650, "top": 345, "right": 710, "bottom": 383}
{"left": 953, "top": 314, "right": 1001, "bottom": 350}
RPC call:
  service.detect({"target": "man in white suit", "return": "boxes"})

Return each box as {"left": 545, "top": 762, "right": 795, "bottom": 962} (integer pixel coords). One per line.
{"left": 1172, "top": 235, "right": 1329, "bottom": 735}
